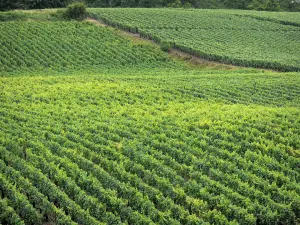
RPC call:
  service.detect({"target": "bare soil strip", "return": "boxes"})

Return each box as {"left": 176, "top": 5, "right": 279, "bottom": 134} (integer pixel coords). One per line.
{"left": 86, "top": 18, "right": 253, "bottom": 70}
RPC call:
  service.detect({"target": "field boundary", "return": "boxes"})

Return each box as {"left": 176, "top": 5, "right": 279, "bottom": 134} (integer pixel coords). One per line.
{"left": 233, "top": 13, "right": 300, "bottom": 28}
{"left": 88, "top": 13, "right": 300, "bottom": 72}
{"left": 86, "top": 18, "right": 251, "bottom": 71}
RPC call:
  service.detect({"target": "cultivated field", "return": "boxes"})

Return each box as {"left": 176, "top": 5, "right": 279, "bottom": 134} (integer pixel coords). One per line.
{"left": 90, "top": 8, "right": 300, "bottom": 71}
{"left": 0, "top": 8, "right": 299, "bottom": 225}
{"left": 0, "top": 20, "right": 175, "bottom": 74}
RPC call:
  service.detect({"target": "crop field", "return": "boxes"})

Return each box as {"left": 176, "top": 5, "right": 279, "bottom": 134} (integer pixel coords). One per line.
{"left": 0, "top": 8, "right": 300, "bottom": 225}
{"left": 0, "top": 21, "right": 176, "bottom": 74}
{"left": 211, "top": 9, "right": 300, "bottom": 26}
{"left": 90, "top": 8, "right": 300, "bottom": 71}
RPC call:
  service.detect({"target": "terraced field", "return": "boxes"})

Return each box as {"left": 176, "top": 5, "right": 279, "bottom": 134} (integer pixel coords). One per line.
{"left": 0, "top": 9, "right": 300, "bottom": 225}
{"left": 90, "top": 8, "right": 300, "bottom": 71}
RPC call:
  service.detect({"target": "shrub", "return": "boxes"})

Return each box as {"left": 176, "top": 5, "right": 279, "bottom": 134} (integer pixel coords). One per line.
{"left": 168, "top": 0, "right": 182, "bottom": 8}
{"left": 65, "top": 2, "right": 87, "bottom": 21}
{"left": 160, "top": 41, "right": 172, "bottom": 52}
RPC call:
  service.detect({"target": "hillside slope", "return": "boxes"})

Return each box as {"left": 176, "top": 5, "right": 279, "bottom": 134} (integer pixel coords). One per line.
{"left": 0, "top": 20, "right": 176, "bottom": 74}
{"left": 90, "top": 8, "right": 300, "bottom": 71}
{"left": 0, "top": 9, "right": 300, "bottom": 225}
{"left": 1, "top": 70, "right": 300, "bottom": 225}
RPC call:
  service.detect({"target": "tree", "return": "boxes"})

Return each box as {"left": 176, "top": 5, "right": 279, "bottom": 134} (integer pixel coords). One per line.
{"left": 64, "top": 2, "right": 87, "bottom": 21}
{"left": 194, "top": 0, "right": 219, "bottom": 8}
{"left": 288, "top": 0, "right": 300, "bottom": 11}
{"left": 265, "top": 0, "right": 281, "bottom": 11}
{"left": 168, "top": 0, "right": 182, "bottom": 7}
{"left": 0, "top": 0, "right": 69, "bottom": 10}
{"left": 0, "top": 0, "right": 33, "bottom": 10}
{"left": 138, "top": 0, "right": 163, "bottom": 7}
{"left": 34, "top": 0, "right": 68, "bottom": 8}
{"left": 120, "top": 0, "right": 139, "bottom": 7}
{"left": 248, "top": 0, "right": 266, "bottom": 10}
{"left": 223, "top": 0, "right": 252, "bottom": 9}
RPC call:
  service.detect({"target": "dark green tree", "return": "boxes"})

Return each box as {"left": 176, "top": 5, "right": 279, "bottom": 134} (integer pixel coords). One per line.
{"left": 194, "top": 0, "right": 219, "bottom": 8}
{"left": 265, "top": 0, "right": 281, "bottom": 11}
{"left": 120, "top": 0, "right": 138, "bottom": 7}
{"left": 168, "top": 0, "right": 182, "bottom": 7}
{"left": 138, "top": 0, "right": 163, "bottom": 7}
{"left": 288, "top": 0, "right": 300, "bottom": 11}
{"left": 1, "top": 0, "right": 299, "bottom": 11}
{"left": 0, "top": 0, "right": 69, "bottom": 10}
{"left": 223, "top": 0, "right": 251, "bottom": 9}
{"left": 248, "top": 0, "right": 266, "bottom": 10}
{"left": 64, "top": 2, "right": 87, "bottom": 20}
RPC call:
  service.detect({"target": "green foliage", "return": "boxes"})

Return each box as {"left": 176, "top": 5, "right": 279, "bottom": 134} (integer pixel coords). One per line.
{"left": 248, "top": 0, "right": 281, "bottom": 11}
{"left": 90, "top": 8, "right": 300, "bottom": 71}
{"left": 0, "top": 0, "right": 298, "bottom": 11}
{"left": 0, "top": 68, "right": 300, "bottom": 224}
{"left": 223, "top": 0, "right": 252, "bottom": 9}
{"left": 168, "top": 0, "right": 182, "bottom": 7}
{"left": 0, "top": 198, "right": 25, "bottom": 225}
{"left": 0, "top": 21, "right": 174, "bottom": 74}
{"left": 0, "top": 12, "right": 300, "bottom": 225}
{"left": 0, "top": 12, "right": 26, "bottom": 21}
{"left": 183, "top": 2, "right": 193, "bottom": 8}
{"left": 85, "top": 0, "right": 299, "bottom": 11}
{"left": 160, "top": 41, "right": 172, "bottom": 52}
{"left": 167, "top": 0, "right": 192, "bottom": 8}
{"left": 248, "top": 0, "right": 266, "bottom": 10}
{"left": 64, "top": 2, "right": 87, "bottom": 21}
{"left": 265, "top": 0, "right": 281, "bottom": 11}
{"left": 0, "top": 0, "right": 69, "bottom": 11}
{"left": 0, "top": 10, "right": 68, "bottom": 22}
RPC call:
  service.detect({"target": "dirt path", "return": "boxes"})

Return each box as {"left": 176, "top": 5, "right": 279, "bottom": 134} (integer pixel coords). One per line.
{"left": 86, "top": 18, "right": 244, "bottom": 70}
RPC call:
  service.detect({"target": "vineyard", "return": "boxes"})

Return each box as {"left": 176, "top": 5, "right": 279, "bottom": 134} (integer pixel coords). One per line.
{"left": 1, "top": 70, "right": 300, "bottom": 225}
{"left": 90, "top": 8, "right": 300, "bottom": 71}
{"left": 0, "top": 20, "right": 175, "bottom": 74}
{"left": 1, "top": 8, "right": 300, "bottom": 225}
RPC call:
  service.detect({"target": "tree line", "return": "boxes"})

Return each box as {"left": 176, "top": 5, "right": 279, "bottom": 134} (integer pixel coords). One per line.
{"left": 0, "top": 0, "right": 299, "bottom": 12}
